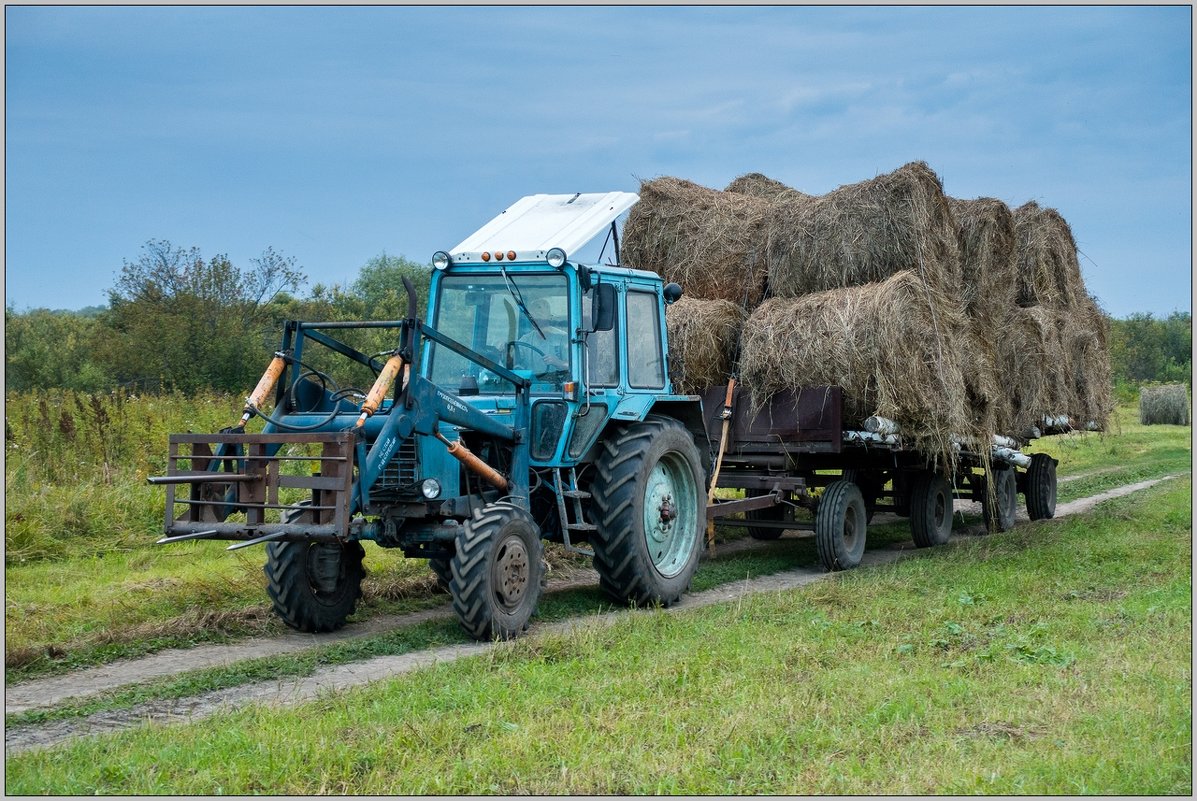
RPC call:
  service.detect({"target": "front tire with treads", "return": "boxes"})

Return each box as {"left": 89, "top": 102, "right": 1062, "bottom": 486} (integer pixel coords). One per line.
{"left": 450, "top": 502, "right": 544, "bottom": 641}
{"left": 590, "top": 418, "right": 706, "bottom": 607}
{"left": 264, "top": 540, "right": 365, "bottom": 633}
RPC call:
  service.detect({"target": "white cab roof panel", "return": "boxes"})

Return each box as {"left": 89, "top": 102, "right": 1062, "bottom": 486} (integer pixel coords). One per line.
{"left": 449, "top": 191, "right": 639, "bottom": 263}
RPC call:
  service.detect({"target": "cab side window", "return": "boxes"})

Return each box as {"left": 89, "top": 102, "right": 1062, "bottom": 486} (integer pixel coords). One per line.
{"left": 584, "top": 289, "right": 618, "bottom": 386}
{"left": 626, "top": 290, "right": 665, "bottom": 389}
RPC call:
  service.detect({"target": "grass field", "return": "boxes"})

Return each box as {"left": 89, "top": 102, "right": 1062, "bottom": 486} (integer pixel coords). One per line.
{"left": 4, "top": 394, "right": 1191, "bottom": 793}
{"left": 5, "top": 474, "right": 1190, "bottom": 794}
{"left": 5, "top": 400, "right": 1190, "bottom": 683}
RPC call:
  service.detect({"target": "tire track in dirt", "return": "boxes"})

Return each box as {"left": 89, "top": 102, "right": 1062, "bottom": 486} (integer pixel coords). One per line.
{"left": 5, "top": 473, "right": 1184, "bottom": 755}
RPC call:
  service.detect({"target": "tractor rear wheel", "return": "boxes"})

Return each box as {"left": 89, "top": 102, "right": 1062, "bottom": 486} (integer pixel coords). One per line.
{"left": 590, "top": 417, "right": 706, "bottom": 606}
{"left": 450, "top": 501, "right": 544, "bottom": 640}
{"left": 1025, "top": 453, "right": 1058, "bottom": 520}
{"left": 909, "top": 471, "right": 953, "bottom": 548}
{"left": 815, "top": 480, "right": 867, "bottom": 571}
{"left": 265, "top": 539, "right": 366, "bottom": 633}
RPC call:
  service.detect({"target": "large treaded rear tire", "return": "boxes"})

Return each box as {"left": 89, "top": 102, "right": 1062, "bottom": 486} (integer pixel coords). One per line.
{"left": 264, "top": 539, "right": 366, "bottom": 633}
{"left": 909, "top": 471, "right": 953, "bottom": 548}
{"left": 1025, "top": 453, "right": 1058, "bottom": 520}
{"left": 590, "top": 417, "right": 706, "bottom": 607}
{"left": 450, "top": 501, "right": 544, "bottom": 641}
{"left": 816, "top": 480, "right": 867, "bottom": 571}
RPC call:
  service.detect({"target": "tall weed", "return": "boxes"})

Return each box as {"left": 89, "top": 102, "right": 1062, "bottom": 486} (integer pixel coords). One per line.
{"left": 5, "top": 390, "right": 237, "bottom": 562}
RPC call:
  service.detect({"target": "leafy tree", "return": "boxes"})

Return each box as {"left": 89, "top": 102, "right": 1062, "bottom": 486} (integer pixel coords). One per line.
{"left": 96, "top": 240, "right": 305, "bottom": 393}
{"left": 352, "top": 253, "right": 432, "bottom": 320}
{"left": 4, "top": 307, "right": 111, "bottom": 391}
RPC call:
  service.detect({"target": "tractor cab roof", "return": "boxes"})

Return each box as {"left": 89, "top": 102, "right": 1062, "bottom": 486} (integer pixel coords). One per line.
{"left": 442, "top": 191, "right": 638, "bottom": 266}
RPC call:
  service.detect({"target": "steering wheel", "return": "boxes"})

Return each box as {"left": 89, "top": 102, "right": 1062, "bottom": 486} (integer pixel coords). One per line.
{"left": 505, "top": 339, "right": 547, "bottom": 369}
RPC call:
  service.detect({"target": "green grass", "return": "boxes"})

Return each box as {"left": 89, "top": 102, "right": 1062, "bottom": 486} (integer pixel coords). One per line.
{"left": 8, "top": 399, "right": 1187, "bottom": 682}
{"left": 6, "top": 477, "right": 1190, "bottom": 794}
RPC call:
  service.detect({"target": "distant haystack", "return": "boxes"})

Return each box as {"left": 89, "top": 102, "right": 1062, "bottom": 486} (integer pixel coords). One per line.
{"left": 1140, "top": 384, "right": 1190, "bottom": 426}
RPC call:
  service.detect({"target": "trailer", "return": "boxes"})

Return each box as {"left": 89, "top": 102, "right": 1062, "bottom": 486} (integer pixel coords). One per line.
{"left": 149, "top": 190, "right": 1062, "bottom": 641}
{"left": 697, "top": 382, "right": 1060, "bottom": 569}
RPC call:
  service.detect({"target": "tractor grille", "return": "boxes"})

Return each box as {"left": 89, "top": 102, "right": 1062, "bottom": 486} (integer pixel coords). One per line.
{"left": 377, "top": 438, "right": 419, "bottom": 492}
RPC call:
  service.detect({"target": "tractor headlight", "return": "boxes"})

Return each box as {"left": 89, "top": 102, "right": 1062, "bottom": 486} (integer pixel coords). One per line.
{"left": 546, "top": 247, "right": 567, "bottom": 269}
{"left": 432, "top": 251, "right": 451, "bottom": 271}
{"left": 421, "top": 478, "right": 442, "bottom": 499}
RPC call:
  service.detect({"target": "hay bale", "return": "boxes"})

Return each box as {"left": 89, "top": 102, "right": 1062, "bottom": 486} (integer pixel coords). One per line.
{"left": 664, "top": 297, "right": 746, "bottom": 394}
{"left": 1140, "top": 384, "right": 1191, "bottom": 426}
{"left": 999, "top": 306, "right": 1076, "bottom": 433}
{"left": 621, "top": 177, "right": 770, "bottom": 307}
{"left": 947, "top": 197, "right": 1018, "bottom": 317}
{"left": 765, "top": 161, "right": 963, "bottom": 299}
{"left": 1013, "top": 201, "right": 1085, "bottom": 308}
{"left": 725, "top": 172, "right": 814, "bottom": 202}
{"left": 738, "top": 271, "right": 983, "bottom": 461}
{"left": 1065, "top": 295, "right": 1114, "bottom": 429}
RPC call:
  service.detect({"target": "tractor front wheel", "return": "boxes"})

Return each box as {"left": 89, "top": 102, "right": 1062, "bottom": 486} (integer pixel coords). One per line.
{"left": 450, "top": 502, "right": 544, "bottom": 640}
{"left": 265, "top": 539, "right": 366, "bottom": 633}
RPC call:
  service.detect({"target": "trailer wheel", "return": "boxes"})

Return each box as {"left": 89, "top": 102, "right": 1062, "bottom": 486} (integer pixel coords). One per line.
{"left": 841, "top": 469, "right": 882, "bottom": 523}
{"left": 265, "top": 539, "right": 366, "bottom": 633}
{"left": 1025, "top": 453, "right": 1058, "bottom": 520}
{"left": 744, "top": 489, "right": 786, "bottom": 540}
{"left": 816, "top": 480, "right": 867, "bottom": 571}
{"left": 983, "top": 467, "right": 1018, "bottom": 532}
{"left": 591, "top": 417, "right": 705, "bottom": 606}
{"left": 450, "top": 501, "right": 544, "bottom": 640}
{"left": 909, "top": 471, "right": 952, "bottom": 547}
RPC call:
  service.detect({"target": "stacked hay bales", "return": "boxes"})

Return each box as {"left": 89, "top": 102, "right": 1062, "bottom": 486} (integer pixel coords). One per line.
{"left": 1139, "top": 384, "right": 1191, "bottom": 426}
{"left": 625, "top": 161, "right": 1112, "bottom": 453}
{"left": 739, "top": 272, "right": 976, "bottom": 456}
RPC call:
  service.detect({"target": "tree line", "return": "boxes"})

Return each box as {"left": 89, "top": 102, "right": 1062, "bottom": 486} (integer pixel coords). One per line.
{"left": 5, "top": 240, "right": 432, "bottom": 394}
{"left": 5, "top": 239, "right": 1191, "bottom": 395}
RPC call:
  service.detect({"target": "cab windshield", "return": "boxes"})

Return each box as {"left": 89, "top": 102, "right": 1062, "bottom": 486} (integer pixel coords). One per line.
{"left": 429, "top": 273, "right": 572, "bottom": 395}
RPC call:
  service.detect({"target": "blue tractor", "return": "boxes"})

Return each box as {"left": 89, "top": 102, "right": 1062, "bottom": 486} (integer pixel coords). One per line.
{"left": 151, "top": 192, "right": 712, "bottom": 639}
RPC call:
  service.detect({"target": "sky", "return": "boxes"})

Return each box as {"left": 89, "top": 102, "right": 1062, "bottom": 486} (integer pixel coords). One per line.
{"left": 4, "top": 5, "right": 1192, "bottom": 318}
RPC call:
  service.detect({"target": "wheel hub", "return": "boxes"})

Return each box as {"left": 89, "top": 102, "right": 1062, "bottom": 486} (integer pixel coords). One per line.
{"left": 493, "top": 537, "right": 530, "bottom": 608}
{"left": 658, "top": 495, "right": 677, "bottom": 525}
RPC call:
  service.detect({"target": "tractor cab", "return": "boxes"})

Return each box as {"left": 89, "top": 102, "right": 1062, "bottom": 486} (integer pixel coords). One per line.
{"left": 422, "top": 191, "right": 689, "bottom": 468}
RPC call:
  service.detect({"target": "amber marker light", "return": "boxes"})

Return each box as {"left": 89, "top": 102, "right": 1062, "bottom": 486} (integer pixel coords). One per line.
{"left": 481, "top": 251, "right": 491, "bottom": 261}
{"left": 507, "top": 250, "right": 517, "bottom": 261}
{"left": 495, "top": 251, "right": 505, "bottom": 260}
